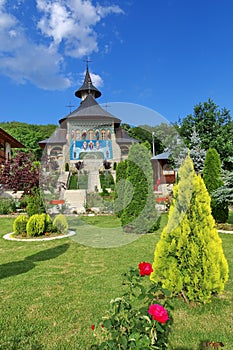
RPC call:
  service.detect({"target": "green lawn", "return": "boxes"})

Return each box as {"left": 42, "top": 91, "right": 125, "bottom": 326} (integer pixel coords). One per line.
{"left": 0, "top": 214, "right": 232, "bottom": 350}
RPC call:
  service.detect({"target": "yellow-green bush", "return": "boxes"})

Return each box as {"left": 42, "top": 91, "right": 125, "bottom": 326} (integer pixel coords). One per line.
{"left": 41, "top": 213, "right": 53, "bottom": 233}
{"left": 13, "top": 215, "right": 28, "bottom": 236}
{"left": 151, "top": 156, "right": 229, "bottom": 303}
{"left": 26, "top": 214, "right": 46, "bottom": 237}
{"left": 53, "top": 214, "right": 68, "bottom": 234}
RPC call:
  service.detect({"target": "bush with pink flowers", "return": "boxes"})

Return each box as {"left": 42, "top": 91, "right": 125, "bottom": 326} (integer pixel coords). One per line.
{"left": 91, "top": 262, "right": 173, "bottom": 349}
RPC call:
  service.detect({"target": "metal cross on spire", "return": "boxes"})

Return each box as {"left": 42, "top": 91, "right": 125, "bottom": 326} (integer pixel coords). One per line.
{"left": 66, "top": 102, "right": 75, "bottom": 114}
{"left": 103, "top": 103, "right": 111, "bottom": 111}
{"left": 83, "top": 57, "right": 92, "bottom": 69}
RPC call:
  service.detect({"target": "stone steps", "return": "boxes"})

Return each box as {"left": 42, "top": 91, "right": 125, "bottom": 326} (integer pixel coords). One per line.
{"left": 63, "top": 189, "right": 86, "bottom": 214}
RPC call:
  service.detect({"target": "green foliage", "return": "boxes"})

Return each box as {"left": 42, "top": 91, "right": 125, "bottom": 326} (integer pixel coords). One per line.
{"left": 26, "top": 214, "right": 46, "bottom": 237}
{"left": 91, "top": 265, "right": 172, "bottom": 350}
{"left": 189, "top": 127, "right": 206, "bottom": 173}
{"left": 53, "top": 214, "right": 68, "bottom": 234}
{"left": 0, "top": 198, "right": 16, "bottom": 214}
{"left": 120, "top": 143, "right": 159, "bottom": 234}
{"left": 176, "top": 99, "right": 233, "bottom": 164}
{"left": 203, "top": 148, "right": 228, "bottom": 223}
{"left": 41, "top": 213, "right": 53, "bottom": 233}
{"left": 0, "top": 121, "right": 57, "bottom": 160}
{"left": 150, "top": 156, "right": 229, "bottom": 303}
{"left": 213, "top": 159, "right": 233, "bottom": 205}
{"left": 121, "top": 124, "right": 164, "bottom": 154}
{"left": 114, "top": 160, "right": 128, "bottom": 218}
{"left": 203, "top": 148, "right": 223, "bottom": 193}
{"left": 100, "top": 171, "right": 115, "bottom": 190}
{"left": 77, "top": 172, "right": 88, "bottom": 189}
{"left": 69, "top": 174, "right": 78, "bottom": 189}
{"left": 13, "top": 215, "right": 28, "bottom": 235}
{"left": 65, "top": 163, "right": 69, "bottom": 171}
{"left": 26, "top": 188, "right": 45, "bottom": 216}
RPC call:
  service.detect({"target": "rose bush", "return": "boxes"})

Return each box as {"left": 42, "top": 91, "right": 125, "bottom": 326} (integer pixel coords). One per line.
{"left": 91, "top": 262, "right": 173, "bottom": 350}
{"left": 139, "top": 261, "right": 154, "bottom": 276}
{"left": 148, "top": 304, "right": 169, "bottom": 324}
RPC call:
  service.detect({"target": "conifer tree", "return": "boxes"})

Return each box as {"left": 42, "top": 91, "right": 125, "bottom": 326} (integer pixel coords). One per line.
{"left": 189, "top": 127, "right": 206, "bottom": 173}
{"left": 203, "top": 148, "right": 228, "bottom": 223}
{"left": 120, "top": 143, "right": 158, "bottom": 234}
{"left": 114, "top": 160, "right": 128, "bottom": 218}
{"left": 150, "top": 156, "right": 229, "bottom": 303}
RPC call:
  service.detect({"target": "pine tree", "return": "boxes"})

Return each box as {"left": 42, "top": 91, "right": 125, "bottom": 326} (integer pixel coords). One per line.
{"left": 189, "top": 127, "right": 206, "bottom": 173}
{"left": 203, "top": 148, "right": 228, "bottom": 223}
{"left": 213, "top": 158, "right": 233, "bottom": 205}
{"left": 120, "top": 143, "right": 158, "bottom": 234}
{"left": 150, "top": 156, "right": 229, "bottom": 303}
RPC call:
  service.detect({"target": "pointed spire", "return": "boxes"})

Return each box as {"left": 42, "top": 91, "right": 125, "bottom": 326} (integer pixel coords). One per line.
{"left": 75, "top": 61, "right": 101, "bottom": 100}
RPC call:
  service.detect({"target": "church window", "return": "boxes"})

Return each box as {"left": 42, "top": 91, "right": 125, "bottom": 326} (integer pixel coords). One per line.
{"left": 121, "top": 146, "right": 129, "bottom": 156}
{"left": 50, "top": 147, "right": 63, "bottom": 156}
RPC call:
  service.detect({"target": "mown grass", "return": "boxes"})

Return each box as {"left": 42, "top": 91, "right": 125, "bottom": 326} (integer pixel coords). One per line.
{"left": 0, "top": 214, "right": 232, "bottom": 350}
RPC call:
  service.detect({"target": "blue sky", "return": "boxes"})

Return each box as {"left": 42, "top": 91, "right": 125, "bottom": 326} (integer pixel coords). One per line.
{"left": 1, "top": 0, "right": 233, "bottom": 126}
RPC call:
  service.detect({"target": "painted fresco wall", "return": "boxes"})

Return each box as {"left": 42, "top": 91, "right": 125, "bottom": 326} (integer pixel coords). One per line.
{"left": 70, "top": 139, "right": 112, "bottom": 160}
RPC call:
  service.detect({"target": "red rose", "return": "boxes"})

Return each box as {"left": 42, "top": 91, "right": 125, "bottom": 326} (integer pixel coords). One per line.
{"left": 148, "top": 304, "right": 169, "bottom": 324}
{"left": 138, "top": 262, "right": 153, "bottom": 276}
{"left": 91, "top": 325, "right": 95, "bottom": 330}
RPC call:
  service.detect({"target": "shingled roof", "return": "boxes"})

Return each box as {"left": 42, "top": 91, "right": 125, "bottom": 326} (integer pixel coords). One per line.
{"left": 38, "top": 128, "right": 67, "bottom": 148}
{"left": 59, "top": 94, "right": 121, "bottom": 125}
{"left": 75, "top": 67, "right": 101, "bottom": 99}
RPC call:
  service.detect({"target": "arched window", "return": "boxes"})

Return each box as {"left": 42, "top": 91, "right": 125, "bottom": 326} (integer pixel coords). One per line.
{"left": 50, "top": 146, "right": 63, "bottom": 157}
{"left": 120, "top": 145, "right": 129, "bottom": 156}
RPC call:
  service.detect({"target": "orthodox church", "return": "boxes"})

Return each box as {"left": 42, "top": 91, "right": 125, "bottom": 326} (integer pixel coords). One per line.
{"left": 39, "top": 64, "right": 137, "bottom": 172}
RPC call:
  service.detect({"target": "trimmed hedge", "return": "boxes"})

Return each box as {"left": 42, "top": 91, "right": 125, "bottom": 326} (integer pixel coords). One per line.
{"left": 13, "top": 214, "right": 28, "bottom": 236}
{"left": 53, "top": 214, "right": 68, "bottom": 234}
{"left": 26, "top": 214, "right": 46, "bottom": 237}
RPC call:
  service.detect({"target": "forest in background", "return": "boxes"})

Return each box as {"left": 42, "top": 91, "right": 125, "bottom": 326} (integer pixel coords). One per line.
{"left": 0, "top": 121, "right": 57, "bottom": 159}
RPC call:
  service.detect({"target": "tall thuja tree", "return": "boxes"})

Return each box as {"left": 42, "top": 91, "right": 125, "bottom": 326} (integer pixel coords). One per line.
{"left": 120, "top": 143, "right": 158, "bottom": 234}
{"left": 150, "top": 156, "right": 229, "bottom": 303}
{"left": 114, "top": 160, "right": 128, "bottom": 218}
{"left": 189, "top": 127, "right": 206, "bottom": 173}
{"left": 203, "top": 148, "right": 228, "bottom": 223}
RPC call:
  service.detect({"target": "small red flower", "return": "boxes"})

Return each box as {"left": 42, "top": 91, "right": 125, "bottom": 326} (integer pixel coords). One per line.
{"left": 138, "top": 262, "right": 153, "bottom": 276}
{"left": 91, "top": 325, "right": 95, "bottom": 330}
{"left": 148, "top": 304, "right": 169, "bottom": 324}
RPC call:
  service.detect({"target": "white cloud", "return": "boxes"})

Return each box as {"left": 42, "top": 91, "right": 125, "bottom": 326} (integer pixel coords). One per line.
{"left": 0, "top": 0, "right": 124, "bottom": 90}
{"left": 36, "top": 0, "right": 124, "bottom": 58}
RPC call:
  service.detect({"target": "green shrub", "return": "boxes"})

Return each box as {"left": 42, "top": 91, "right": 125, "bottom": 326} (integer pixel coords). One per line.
{"left": 13, "top": 215, "right": 28, "bottom": 236}
{"left": 151, "top": 156, "right": 229, "bottom": 303}
{"left": 99, "top": 171, "right": 115, "bottom": 190}
{"left": 0, "top": 198, "right": 16, "bottom": 214}
{"left": 77, "top": 173, "right": 88, "bottom": 189}
{"left": 27, "top": 188, "right": 45, "bottom": 216}
{"left": 26, "top": 214, "right": 46, "bottom": 237}
{"left": 69, "top": 174, "right": 78, "bottom": 189}
{"left": 53, "top": 214, "right": 68, "bottom": 234}
{"left": 41, "top": 213, "right": 53, "bottom": 233}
